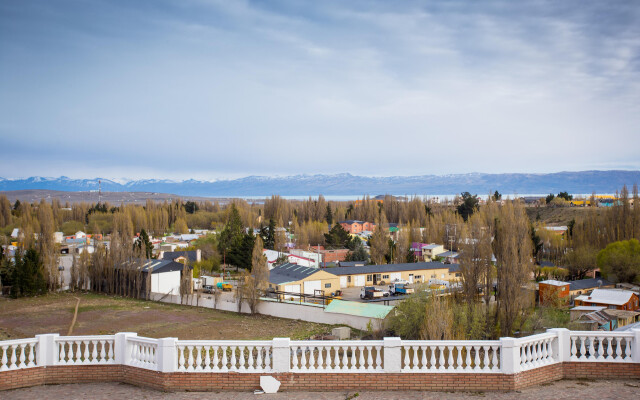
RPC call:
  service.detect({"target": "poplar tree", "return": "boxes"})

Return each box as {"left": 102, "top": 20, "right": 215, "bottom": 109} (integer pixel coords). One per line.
{"left": 493, "top": 200, "right": 534, "bottom": 336}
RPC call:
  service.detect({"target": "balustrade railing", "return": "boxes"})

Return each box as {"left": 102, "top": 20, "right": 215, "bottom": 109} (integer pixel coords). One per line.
{"left": 569, "top": 332, "right": 634, "bottom": 362}
{"left": 0, "top": 338, "right": 38, "bottom": 371}
{"left": 0, "top": 329, "right": 638, "bottom": 376}
{"left": 128, "top": 336, "right": 158, "bottom": 370}
{"left": 401, "top": 341, "right": 501, "bottom": 372}
{"left": 290, "top": 340, "right": 383, "bottom": 372}
{"left": 55, "top": 335, "right": 115, "bottom": 365}
{"left": 517, "top": 332, "right": 556, "bottom": 371}
{"left": 176, "top": 340, "right": 272, "bottom": 372}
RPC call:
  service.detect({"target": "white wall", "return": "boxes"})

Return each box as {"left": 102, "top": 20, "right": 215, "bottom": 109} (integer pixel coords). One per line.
{"left": 151, "top": 271, "right": 181, "bottom": 294}
{"left": 149, "top": 292, "right": 381, "bottom": 331}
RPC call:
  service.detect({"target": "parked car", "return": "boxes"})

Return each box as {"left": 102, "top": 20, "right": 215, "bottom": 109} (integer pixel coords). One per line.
{"left": 202, "top": 285, "right": 215, "bottom": 294}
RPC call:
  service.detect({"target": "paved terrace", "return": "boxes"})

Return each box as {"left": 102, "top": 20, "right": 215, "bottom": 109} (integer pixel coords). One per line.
{"left": 3, "top": 380, "right": 640, "bottom": 400}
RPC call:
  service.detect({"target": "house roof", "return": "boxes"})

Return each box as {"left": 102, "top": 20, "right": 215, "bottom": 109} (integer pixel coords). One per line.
{"left": 339, "top": 220, "right": 364, "bottom": 225}
{"left": 324, "top": 299, "right": 394, "bottom": 319}
{"left": 570, "top": 306, "right": 606, "bottom": 312}
{"left": 540, "top": 280, "right": 569, "bottom": 287}
{"left": 139, "top": 259, "right": 188, "bottom": 274}
{"left": 568, "top": 278, "right": 613, "bottom": 291}
{"left": 579, "top": 310, "right": 615, "bottom": 324}
{"left": 575, "top": 289, "right": 637, "bottom": 306}
{"left": 338, "top": 261, "right": 368, "bottom": 267}
{"left": 327, "top": 261, "right": 456, "bottom": 276}
{"left": 439, "top": 251, "right": 459, "bottom": 258}
{"left": 161, "top": 250, "right": 198, "bottom": 262}
{"left": 269, "top": 263, "right": 322, "bottom": 285}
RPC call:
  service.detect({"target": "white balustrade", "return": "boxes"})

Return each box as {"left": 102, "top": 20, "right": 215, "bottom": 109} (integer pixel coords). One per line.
{"left": 517, "top": 333, "right": 556, "bottom": 371}
{"left": 128, "top": 337, "right": 158, "bottom": 369}
{"left": 1, "top": 329, "right": 639, "bottom": 377}
{"left": 290, "top": 340, "right": 383, "bottom": 372}
{"left": 176, "top": 341, "right": 272, "bottom": 372}
{"left": 569, "top": 332, "right": 634, "bottom": 362}
{"left": 0, "top": 339, "right": 38, "bottom": 371}
{"left": 55, "top": 336, "right": 115, "bottom": 365}
{"left": 401, "top": 341, "right": 501, "bottom": 372}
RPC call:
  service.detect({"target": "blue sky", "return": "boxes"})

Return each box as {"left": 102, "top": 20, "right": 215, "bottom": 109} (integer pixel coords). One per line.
{"left": 1, "top": 0, "right": 639, "bottom": 181}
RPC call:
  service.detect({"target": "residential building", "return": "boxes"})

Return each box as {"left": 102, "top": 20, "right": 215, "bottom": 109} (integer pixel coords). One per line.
{"left": 568, "top": 278, "right": 614, "bottom": 297}
{"left": 327, "top": 261, "right": 461, "bottom": 288}
{"left": 539, "top": 280, "right": 570, "bottom": 305}
{"left": 268, "top": 263, "right": 340, "bottom": 296}
{"left": 574, "top": 289, "right": 640, "bottom": 311}
{"left": 421, "top": 244, "right": 446, "bottom": 261}
{"left": 338, "top": 220, "right": 376, "bottom": 234}
{"left": 159, "top": 250, "right": 202, "bottom": 264}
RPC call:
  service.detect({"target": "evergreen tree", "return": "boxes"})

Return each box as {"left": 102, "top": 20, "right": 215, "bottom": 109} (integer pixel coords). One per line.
{"left": 325, "top": 204, "right": 333, "bottom": 226}
{"left": 457, "top": 192, "right": 479, "bottom": 222}
{"left": 261, "top": 219, "right": 276, "bottom": 250}
{"left": 134, "top": 229, "right": 153, "bottom": 258}
{"left": 10, "top": 248, "right": 47, "bottom": 298}
{"left": 324, "top": 223, "right": 353, "bottom": 249}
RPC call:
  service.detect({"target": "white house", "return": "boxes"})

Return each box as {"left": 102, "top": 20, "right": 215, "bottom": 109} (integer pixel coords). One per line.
{"left": 139, "top": 259, "right": 192, "bottom": 295}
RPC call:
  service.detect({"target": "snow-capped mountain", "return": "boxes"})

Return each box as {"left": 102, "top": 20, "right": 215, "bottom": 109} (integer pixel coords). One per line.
{"left": 0, "top": 171, "right": 639, "bottom": 197}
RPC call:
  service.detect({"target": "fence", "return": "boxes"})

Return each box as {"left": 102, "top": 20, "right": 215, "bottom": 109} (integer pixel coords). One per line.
{"left": 1, "top": 328, "right": 639, "bottom": 392}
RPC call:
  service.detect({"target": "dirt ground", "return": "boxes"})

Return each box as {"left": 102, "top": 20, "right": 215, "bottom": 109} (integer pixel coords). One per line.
{"left": 0, "top": 292, "right": 334, "bottom": 341}
{"left": 525, "top": 205, "right": 602, "bottom": 225}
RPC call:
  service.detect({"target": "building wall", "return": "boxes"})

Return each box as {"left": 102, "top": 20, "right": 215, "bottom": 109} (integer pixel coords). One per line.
{"left": 539, "top": 283, "right": 570, "bottom": 305}
{"left": 151, "top": 271, "right": 181, "bottom": 294}
{"left": 336, "top": 267, "right": 454, "bottom": 287}
{"left": 319, "top": 249, "right": 349, "bottom": 263}
{"left": 273, "top": 270, "right": 340, "bottom": 295}
{"left": 3, "top": 362, "right": 640, "bottom": 393}
{"left": 422, "top": 245, "right": 445, "bottom": 261}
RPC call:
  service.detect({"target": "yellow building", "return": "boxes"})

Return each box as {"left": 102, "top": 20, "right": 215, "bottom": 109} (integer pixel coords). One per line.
{"left": 328, "top": 262, "right": 461, "bottom": 288}
{"left": 268, "top": 263, "right": 340, "bottom": 295}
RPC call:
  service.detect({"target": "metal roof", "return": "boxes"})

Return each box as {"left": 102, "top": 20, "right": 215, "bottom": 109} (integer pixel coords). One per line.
{"left": 568, "top": 278, "right": 613, "bottom": 291}
{"left": 269, "top": 263, "right": 322, "bottom": 285}
{"left": 575, "top": 289, "right": 636, "bottom": 306}
{"left": 539, "top": 280, "right": 569, "bottom": 287}
{"left": 139, "top": 259, "right": 187, "bottom": 274}
{"left": 161, "top": 250, "right": 198, "bottom": 262}
{"left": 324, "top": 299, "right": 394, "bottom": 319}
{"left": 326, "top": 261, "right": 457, "bottom": 276}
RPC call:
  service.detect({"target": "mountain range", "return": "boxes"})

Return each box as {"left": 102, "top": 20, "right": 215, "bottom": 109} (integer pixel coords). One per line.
{"left": 1, "top": 171, "right": 639, "bottom": 197}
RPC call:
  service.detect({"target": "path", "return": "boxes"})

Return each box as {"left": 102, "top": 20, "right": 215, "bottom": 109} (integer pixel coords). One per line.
{"left": 3, "top": 380, "right": 640, "bottom": 400}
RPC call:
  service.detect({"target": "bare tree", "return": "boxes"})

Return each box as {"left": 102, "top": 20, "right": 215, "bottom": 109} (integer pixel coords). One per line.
{"left": 493, "top": 200, "right": 534, "bottom": 336}
{"left": 370, "top": 213, "right": 389, "bottom": 265}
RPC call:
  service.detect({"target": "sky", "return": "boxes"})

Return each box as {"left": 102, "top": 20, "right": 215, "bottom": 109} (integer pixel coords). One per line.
{"left": 1, "top": 0, "right": 639, "bottom": 181}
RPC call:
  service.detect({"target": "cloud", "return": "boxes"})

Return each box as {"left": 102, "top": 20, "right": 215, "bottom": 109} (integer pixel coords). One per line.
{"left": 0, "top": 0, "right": 639, "bottom": 179}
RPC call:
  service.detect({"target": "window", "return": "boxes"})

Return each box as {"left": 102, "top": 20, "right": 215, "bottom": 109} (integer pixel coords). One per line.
{"left": 455, "top": 273, "right": 461, "bottom": 277}
{"left": 367, "top": 275, "right": 373, "bottom": 282}
{"left": 415, "top": 275, "right": 422, "bottom": 279}
{"left": 382, "top": 275, "right": 390, "bottom": 279}
{"left": 325, "top": 283, "right": 331, "bottom": 288}
{"left": 431, "top": 274, "right": 436, "bottom": 278}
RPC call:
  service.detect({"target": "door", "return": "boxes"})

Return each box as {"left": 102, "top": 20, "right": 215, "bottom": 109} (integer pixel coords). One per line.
{"left": 304, "top": 280, "right": 321, "bottom": 295}
{"left": 354, "top": 275, "right": 365, "bottom": 287}
{"left": 408, "top": 274, "right": 414, "bottom": 284}
{"left": 284, "top": 284, "right": 301, "bottom": 294}
{"left": 340, "top": 276, "right": 347, "bottom": 288}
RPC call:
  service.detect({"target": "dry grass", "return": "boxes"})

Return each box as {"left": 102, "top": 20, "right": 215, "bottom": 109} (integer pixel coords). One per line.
{"left": 0, "top": 292, "right": 334, "bottom": 341}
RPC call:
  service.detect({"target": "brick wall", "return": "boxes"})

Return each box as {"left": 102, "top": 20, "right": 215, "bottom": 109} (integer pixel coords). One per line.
{"left": 1, "top": 363, "right": 639, "bottom": 392}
